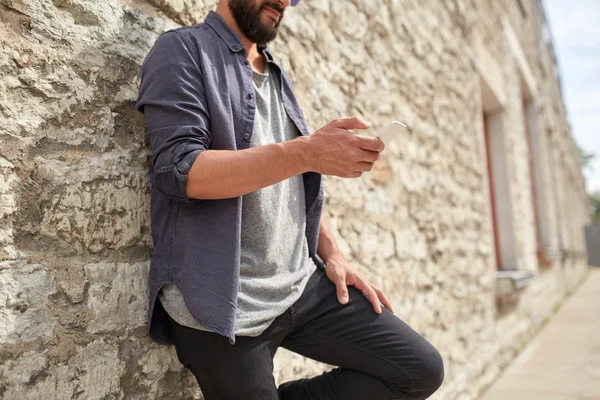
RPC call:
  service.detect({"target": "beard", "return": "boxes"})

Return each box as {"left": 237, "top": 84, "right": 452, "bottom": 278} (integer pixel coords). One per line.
{"left": 228, "top": 0, "right": 285, "bottom": 45}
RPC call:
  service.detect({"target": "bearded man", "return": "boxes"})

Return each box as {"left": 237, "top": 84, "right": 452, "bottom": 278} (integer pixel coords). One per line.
{"left": 136, "top": 1, "right": 444, "bottom": 398}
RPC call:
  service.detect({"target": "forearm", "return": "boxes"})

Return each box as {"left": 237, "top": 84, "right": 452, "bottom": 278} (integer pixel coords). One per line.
{"left": 317, "top": 214, "right": 344, "bottom": 265}
{"left": 186, "top": 136, "right": 311, "bottom": 200}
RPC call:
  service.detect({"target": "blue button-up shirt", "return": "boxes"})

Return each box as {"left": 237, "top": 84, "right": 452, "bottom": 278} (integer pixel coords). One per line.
{"left": 136, "top": 11, "right": 324, "bottom": 344}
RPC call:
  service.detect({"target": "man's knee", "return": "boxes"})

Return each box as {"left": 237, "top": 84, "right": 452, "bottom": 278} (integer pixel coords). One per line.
{"left": 416, "top": 348, "right": 444, "bottom": 396}
{"left": 387, "top": 347, "right": 444, "bottom": 399}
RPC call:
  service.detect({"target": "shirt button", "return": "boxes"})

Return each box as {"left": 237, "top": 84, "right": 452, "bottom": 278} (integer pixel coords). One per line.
{"left": 244, "top": 133, "right": 250, "bottom": 140}
{"left": 245, "top": 60, "right": 250, "bottom": 65}
{"left": 247, "top": 93, "right": 254, "bottom": 100}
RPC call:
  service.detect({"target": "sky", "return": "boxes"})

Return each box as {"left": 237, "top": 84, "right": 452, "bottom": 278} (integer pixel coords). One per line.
{"left": 544, "top": 0, "right": 600, "bottom": 193}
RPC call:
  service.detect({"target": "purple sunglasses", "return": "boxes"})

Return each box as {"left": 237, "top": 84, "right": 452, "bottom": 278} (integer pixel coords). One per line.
{"left": 290, "top": 0, "right": 301, "bottom": 6}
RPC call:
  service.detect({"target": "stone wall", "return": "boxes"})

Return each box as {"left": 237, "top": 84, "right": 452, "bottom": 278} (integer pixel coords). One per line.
{"left": 0, "top": 0, "right": 590, "bottom": 399}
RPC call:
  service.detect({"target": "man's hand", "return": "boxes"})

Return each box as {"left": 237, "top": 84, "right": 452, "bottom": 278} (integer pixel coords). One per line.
{"left": 304, "top": 117, "right": 384, "bottom": 178}
{"left": 324, "top": 254, "right": 395, "bottom": 314}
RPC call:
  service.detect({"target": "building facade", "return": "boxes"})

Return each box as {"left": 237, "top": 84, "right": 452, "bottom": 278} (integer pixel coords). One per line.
{"left": 0, "top": 0, "right": 590, "bottom": 399}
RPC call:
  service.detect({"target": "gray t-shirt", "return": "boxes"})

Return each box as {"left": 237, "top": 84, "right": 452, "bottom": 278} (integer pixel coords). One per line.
{"left": 159, "top": 63, "right": 316, "bottom": 336}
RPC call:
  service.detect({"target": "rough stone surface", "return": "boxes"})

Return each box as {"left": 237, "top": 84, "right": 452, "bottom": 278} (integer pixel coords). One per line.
{"left": 0, "top": 0, "right": 590, "bottom": 399}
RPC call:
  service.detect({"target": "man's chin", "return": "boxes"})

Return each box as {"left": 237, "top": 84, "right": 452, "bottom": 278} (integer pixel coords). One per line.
{"left": 257, "top": 21, "right": 279, "bottom": 37}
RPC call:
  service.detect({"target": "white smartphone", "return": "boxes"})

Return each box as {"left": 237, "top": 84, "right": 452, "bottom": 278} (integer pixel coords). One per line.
{"left": 376, "top": 121, "right": 407, "bottom": 146}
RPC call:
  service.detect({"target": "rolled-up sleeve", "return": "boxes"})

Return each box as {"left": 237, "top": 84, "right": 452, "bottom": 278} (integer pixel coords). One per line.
{"left": 136, "top": 31, "right": 211, "bottom": 201}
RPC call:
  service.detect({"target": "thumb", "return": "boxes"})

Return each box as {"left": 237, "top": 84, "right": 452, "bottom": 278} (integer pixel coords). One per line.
{"left": 333, "top": 116, "right": 371, "bottom": 131}
{"left": 335, "top": 276, "right": 350, "bottom": 305}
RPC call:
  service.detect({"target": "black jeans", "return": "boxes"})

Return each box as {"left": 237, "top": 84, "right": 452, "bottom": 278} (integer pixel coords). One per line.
{"left": 169, "top": 268, "right": 444, "bottom": 400}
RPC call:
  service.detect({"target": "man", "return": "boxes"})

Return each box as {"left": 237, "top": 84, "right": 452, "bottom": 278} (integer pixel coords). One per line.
{"left": 136, "top": 0, "right": 444, "bottom": 398}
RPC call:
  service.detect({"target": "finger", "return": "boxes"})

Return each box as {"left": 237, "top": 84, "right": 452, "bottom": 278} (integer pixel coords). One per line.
{"left": 357, "top": 149, "right": 380, "bottom": 163}
{"left": 356, "top": 161, "right": 374, "bottom": 172}
{"left": 334, "top": 274, "right": 350, "bottom": 305}
{"left": 372, "top": 285, "right": 394, "bottom": 313}
{"left": 333, "top": 116, "right": 372, "bottom": 131}
{"left": 354, "top": 279, "right": 383, "bottom": 314}
{"left": 356, "top": 136, "right": 385, "bottom": 152}
{"left": 365, "top": 287, "right": 383, "bottom": 314}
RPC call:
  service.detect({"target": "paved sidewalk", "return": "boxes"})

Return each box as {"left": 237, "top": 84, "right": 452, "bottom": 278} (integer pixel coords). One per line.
{"left": 481, "top": 268, "right": 600, "bottom": 400}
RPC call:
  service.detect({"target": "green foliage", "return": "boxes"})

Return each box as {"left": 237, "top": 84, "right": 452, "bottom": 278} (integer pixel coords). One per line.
{"left": 578, "top": 146, "right": 595, "bottom": 173}
{"left": 577, "top": 145, "right": 599, "bottom": 223}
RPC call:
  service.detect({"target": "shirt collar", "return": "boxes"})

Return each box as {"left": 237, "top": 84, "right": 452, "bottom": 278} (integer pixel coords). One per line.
{"left": 205, "top": 10, "right": 274, "bottom": 60}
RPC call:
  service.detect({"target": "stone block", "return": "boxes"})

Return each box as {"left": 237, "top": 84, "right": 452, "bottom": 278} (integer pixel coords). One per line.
{"left": 84, "top": 261, "right": 149, "bottom": 333}
{"left": 0, "top": 262, "right": 57, "bottom": 344}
